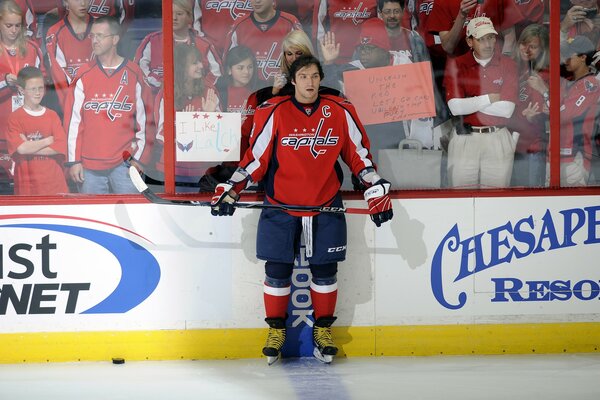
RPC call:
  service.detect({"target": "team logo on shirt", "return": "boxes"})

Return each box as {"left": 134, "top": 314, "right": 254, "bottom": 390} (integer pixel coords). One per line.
{"left": 83, "top": 85, "right": 134, "bottom": 121}
{"left": 334, "top": 2, "right": 372, "bottom": 25}
{"left": 89, "top": 0, "right": 110, "bottom": 15}
{"left": 280, "top": 118, "right": 339, "bottom": 159}
{"left": 205, "top": 0, "right": 252, "bottom": 20}
{"left": 419, "top": 1, "right": 434, "bottom": 15}
{"left": 584, "top": 80, "right": 598, "bottom": 93}
{"left": 256, "top": 43, "right": 281, "bottom": 80}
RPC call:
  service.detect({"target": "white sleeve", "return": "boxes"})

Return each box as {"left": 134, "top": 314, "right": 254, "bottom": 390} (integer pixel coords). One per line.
{"left": 447, "top": 95, "right": 491, "bottom": 116}
{"left": 480, "top": 101, "right": 516, "bottom": 118}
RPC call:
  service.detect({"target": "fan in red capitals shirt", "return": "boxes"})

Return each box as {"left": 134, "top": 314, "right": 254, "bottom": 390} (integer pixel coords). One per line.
{"left": 0, "top": 0, "right": 44, "bottom": 147}
{"left": 56, "top": 0, "right": 135, "bottom": 27}
{"left": 427, "top": 0, "right": 526, "bottom": 56}
{"left": 313, "top": 0, "right": 378, "bottom": 64}
{"left": 135, "top": 0, "right": 222, "bottom": 92}
{"left": 64, "top": 17, "right": 154, "bottom": 193}
{"left": 225, "top": 0, "right": 302, "bottom": 82}
{"left": 193, "top": 0, "right": 253, "bottom": 55}
{"left": 45, "top": 1, "right": 95, "bottom": 108}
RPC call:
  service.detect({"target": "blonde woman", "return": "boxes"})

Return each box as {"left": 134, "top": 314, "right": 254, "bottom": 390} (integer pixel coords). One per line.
{"left": 0, "top": 0, "right": 43, "bottom": 150}
{"left": 272, "top": 29, "right": 315, "bottom": 96}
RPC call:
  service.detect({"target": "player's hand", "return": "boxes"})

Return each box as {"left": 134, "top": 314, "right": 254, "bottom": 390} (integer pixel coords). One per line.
{"left": 211, "top": 183, "right": 239, "bottom": 216}
{"left": 69, "top": 163, "right": 85, "bottom": 184}
{"left": 364, "top": 179, "right": 393, "bottom": 227}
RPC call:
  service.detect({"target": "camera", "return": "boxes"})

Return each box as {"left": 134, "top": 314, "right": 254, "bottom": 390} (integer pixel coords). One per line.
{"left": 582, "top": 7, "right": 598, "bottom": 19}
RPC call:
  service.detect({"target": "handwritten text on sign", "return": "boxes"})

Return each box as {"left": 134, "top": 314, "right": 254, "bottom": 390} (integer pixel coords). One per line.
{"left": 175, "top": 111, "right": 241, "bottom": 162}
{"left": 343, "top": 62, "right": 435, "bottom": 125}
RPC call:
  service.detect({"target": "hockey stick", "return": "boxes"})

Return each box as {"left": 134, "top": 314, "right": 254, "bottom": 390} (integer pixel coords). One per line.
{"left": 128, "top": 166, "right": 371, "bottom": 214}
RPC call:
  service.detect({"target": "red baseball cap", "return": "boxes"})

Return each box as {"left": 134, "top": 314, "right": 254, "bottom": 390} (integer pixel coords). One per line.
{"left": 356, "top": 19, "right": 391, "bottom": 51}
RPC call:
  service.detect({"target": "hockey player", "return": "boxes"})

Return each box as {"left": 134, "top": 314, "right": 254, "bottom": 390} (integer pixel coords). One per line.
{"left": 210, "top": 55, "right": 393, "bottom": 364}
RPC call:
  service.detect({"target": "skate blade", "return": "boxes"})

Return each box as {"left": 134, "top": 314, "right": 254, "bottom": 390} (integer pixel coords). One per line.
{"left": 313, "top": 347, "right": 334, "bottom": 364}
{"left": 266, "top": 354, "right": 280, "bottom": 365}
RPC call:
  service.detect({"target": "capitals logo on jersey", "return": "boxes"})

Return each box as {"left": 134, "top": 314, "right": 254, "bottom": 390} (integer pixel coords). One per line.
{"left": 256, "top": 43, "right": 281, "bottom": 80}
{"left": 333, "top": 2, "right": 372, "bottom": 25}
{"left": 83, "top": 84, "right": 134, "bottom": 121}
{"left": 585, "top": 79, "right": 598, "bottom": 93}
{"left": 419, "top": 1, "right": 434, "bottom": 15}
{"left": 205, "top": 0, "right": 253, "bottom": 20}
{"left": 280, "top": 117, "right": 339, "bottom": 159}
{"left": 89, "top": 0, "right": 111, "bottom": 15}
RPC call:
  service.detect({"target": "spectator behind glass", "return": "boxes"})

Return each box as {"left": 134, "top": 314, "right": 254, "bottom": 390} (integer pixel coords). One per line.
{"left": 56, "top": 0, "right": 135, "bottom": 26}
{"left": 444, "top": 17, "right": 518, "bottom": 189}
{"left": 64, "top": 16, "right": 154, "bottom": 194}
{"left": 45, "top": 0, "right": 94, "bottom": 110}
{"left": 202, "top": 46, "right": 262, "bottom": 192}
{"left": 0, "top": 0, "right": 44, "bottom": 158}
{"left": 154, "top": 44, "right": 220, "bottom": 186}
{"left": 135, "top": 0, "right": 222, "bottom": 94}
{"left": 272, "top": 29, "right": 315, "bottom": 96}
{"left": 551, "top": 36, "right": 600, "bottom": 186}
{"left": 509, "top": 23, "right": 549, "bottom": 188}
{"left": 6, "top": 66, "right": 67, "bottom": 195}
{"left": 224, "top": 0, "right": 302, "bottom": 83}
{"left": 427, "top": 0, "right": 524, "bottom": 56}
{"left": 561, "top": 0, "right": 600, "bottom": 62}
{"left": 313, "top": 0, "right": 378, "bottom": 64}
{"left": 14, "top": 0, "right": 36, "bottom": 39}
{"left": 192, "top": 0, "right": 252, "bottom": 55}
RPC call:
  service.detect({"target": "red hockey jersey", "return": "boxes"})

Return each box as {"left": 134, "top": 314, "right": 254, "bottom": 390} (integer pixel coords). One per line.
{"left": 225, "top": 11, "right": 302, "bottom": 81}
{"left": 45, "top": 16, "right": 95, "bottom": 107}
{"left": 313, "top": 0, "right": 378, "bottom": 63}
{"left": 0, "top": 40, "right": 43, "bottom": 141}
{"left": 64, "top": 59, "right": 154, "bottom": 170}
{"left": 134, "top": 30, "right": 222, "bottom": 91}
{"left": 240, "top": 94, "right": 374, "bottom": 207}
{"left": 193, "top": 0, "right": 253, "bottom": 54}
{"left": 6, "top": 107, "right": 68, "bottom": 195}
{"left": 57, "top": 0, "right": 135, "bottom": 25}
{"left": 15, "top": 0, "right": 37, "bottom": 38}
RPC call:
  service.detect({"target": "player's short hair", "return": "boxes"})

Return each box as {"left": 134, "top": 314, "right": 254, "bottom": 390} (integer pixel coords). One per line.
{"left": 377, "top": 0, "right": 402, "bottom": 12}
{"left": 94, "top": 15, "right": 122, "bottom": 37}
{"left": 289, "top": 55, "right": 324, "bottom": 82}
{"left": 17, "top": 66, "right": 43, "bottom": 88}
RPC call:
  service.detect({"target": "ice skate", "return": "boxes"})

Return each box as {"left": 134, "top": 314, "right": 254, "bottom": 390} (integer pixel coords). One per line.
{"left": 313, "top": 316, "right": 338, "bottom": 364}
{"left": 262, "top": 317, "right": 286, "bottom": 365}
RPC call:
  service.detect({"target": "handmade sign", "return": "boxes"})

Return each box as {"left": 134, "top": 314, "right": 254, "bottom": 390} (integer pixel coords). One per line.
{"left": 343, "top": 62, "right": 436, "bottom": 125}
{"left": 175, "top": 111, "right": 241, "bottom": 162}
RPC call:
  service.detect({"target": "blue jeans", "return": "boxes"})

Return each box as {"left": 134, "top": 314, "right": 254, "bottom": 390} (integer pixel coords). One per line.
{"left": 511, "top": 152, "right": 546, "bottom": 187}
{"left": 80, "top": 162, "right": 138, "bottom": 194}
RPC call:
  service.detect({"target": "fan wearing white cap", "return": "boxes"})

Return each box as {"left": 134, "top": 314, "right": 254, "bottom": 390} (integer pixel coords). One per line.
{"left": 443, "top": 17, "right": 519, "bottom": 189}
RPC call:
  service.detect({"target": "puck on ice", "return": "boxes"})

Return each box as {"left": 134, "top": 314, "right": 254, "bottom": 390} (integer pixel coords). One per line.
{"left": 112, "top": 357, "right": 125, "bottom": 364}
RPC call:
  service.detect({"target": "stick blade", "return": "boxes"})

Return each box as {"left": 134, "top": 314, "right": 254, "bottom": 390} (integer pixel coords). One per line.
{"left": 128, "top": 165, "right": 148, "bottom": 193}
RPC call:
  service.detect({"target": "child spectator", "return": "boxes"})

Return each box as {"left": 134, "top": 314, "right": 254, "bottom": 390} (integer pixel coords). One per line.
{"left": 6, "top": 66, "right": 67, "bottom": 195}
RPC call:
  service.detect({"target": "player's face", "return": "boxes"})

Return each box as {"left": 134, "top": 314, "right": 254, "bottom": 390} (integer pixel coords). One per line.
{"left": 380, "top": 2, "right": 402, "bottom": 30}
{"left": 284, "top": 47, "right": 305, "bottom": 67}
{"left": 186, "top": 54, "right": 204, "bottom": 80}
{"left": 250, "top": 0, "right": 274, "bottom": 15}
{"left": 292, "top": 64, "right": 321, "bottom": 103}
{"left": 172, "top": 4, "right": 191, "bottom": 32}
{"left": 468, "top": 33, "right": 496, "bottom": 59}
{"left": 66, "top": 0, "right": 91, "bottom": 19}
{"left": 519, "top": 37, "right": 541, "bottom": 62}
{"left": 0, "top": 12, "right": 22, "bottom": 45}
{"left": 21, "top": 77, "right": 45, "bottom": 107}
{"left": 229, "top": 58, "right": 254, "bottom": 87}
{"left": 89, "top": 22, "right": 117, "bottom": 57}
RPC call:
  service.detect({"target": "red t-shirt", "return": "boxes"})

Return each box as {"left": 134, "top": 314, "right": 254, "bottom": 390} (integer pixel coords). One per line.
{"left": 6, "top": 107, "right": 68, "bottom": 195}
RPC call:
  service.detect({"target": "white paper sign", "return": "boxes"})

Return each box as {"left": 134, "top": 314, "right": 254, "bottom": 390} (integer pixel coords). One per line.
{"left": 175, "top": 111, "right": 241, "bottom": 162}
